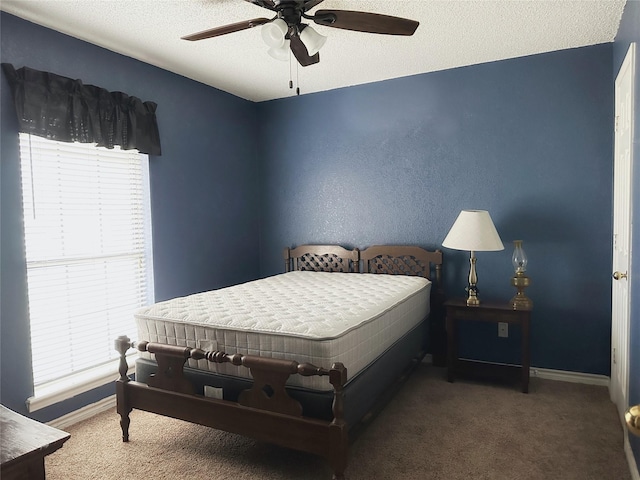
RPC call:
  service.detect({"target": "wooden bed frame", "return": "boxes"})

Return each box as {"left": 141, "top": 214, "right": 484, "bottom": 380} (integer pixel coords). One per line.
{"left": 116, "top": 245, "right": 443, "bottom": 480}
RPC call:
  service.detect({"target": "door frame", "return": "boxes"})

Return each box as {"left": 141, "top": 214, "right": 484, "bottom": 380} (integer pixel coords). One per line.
{"left": 611, "top": 42, "right": 635, "bottom": 420}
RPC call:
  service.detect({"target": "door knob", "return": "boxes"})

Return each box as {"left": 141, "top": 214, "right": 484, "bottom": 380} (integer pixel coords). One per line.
{"left": 627, "top": 405, "right": 640, "bottom": 437}
{"left": 613, "top": 271, "right": 628, "bottom": 280}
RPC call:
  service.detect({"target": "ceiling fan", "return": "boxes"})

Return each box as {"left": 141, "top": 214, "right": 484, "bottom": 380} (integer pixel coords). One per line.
{"left": 181, "top": 0, "right": 419, "bottom": 67}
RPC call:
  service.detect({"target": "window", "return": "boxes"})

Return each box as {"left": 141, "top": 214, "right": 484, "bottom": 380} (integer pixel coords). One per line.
{"left": 19, "top": 133, "right": 154, "bottom": 410}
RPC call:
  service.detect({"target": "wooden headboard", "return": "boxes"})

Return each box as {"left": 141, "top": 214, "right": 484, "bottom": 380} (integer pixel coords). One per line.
{"left": 283, "top": 245, "right": 360, "bottom": 273}
{"left": 284, "top": 244, "right": 442, "bottom": 287}
{"left": 360, "top": 245, "right": 442, "bottom": 283}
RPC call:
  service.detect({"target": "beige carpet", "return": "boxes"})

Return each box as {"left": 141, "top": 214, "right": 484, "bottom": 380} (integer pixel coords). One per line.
{"left": 46, "top": 365, "right": 631, "bottom": 480}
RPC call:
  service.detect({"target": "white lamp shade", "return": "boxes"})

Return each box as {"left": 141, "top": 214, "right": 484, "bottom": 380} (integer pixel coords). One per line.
{"left": 267, "top": 40, "right": 291, "bottom": 61}
{"left": 442, "top": 210, "right": 504, "bottom": 252}
{"left": 299, "top": 25, "right": 327, "bottom": 56}
{"left": 261, "top": 19, "right": 288, "bottom": 48}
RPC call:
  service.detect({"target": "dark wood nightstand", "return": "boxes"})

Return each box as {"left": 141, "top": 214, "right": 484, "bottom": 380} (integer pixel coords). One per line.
{"left": 445, "top": 298, "right": 532, "bottom": 393}
{"left": 1, "top": 405, "right": 70, "bottom": 480}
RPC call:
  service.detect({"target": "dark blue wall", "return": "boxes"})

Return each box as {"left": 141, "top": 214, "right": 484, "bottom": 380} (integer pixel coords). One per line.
{"left": 258, "top": 45, "right": 614, "bottom": 375}
{"left": 0, "top": 12, "right": 261, "bottom": 421}
{"left": 0, "top": 8, "right": 627, "bottom": 449}
{"left": 614, "top": 0, "right": 640, "bottom": 469}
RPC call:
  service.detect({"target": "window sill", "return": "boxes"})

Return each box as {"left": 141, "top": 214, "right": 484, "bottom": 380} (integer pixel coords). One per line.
{"left": 26, "top": 354, "right": 137, "bottom": 413}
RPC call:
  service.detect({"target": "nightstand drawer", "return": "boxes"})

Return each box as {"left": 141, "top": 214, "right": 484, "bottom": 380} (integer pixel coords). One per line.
{"left": 451, "top": 308, "right": 522, "bottom": 323}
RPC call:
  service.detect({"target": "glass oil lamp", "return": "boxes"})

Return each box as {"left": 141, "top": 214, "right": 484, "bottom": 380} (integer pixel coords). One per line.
{"left": 510, "top": 240, "right": 532, "bottom": 310}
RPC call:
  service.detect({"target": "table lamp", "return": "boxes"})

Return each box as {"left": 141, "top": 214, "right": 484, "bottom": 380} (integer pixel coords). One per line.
{"left": 442, "top": 210, "right": 504, "bottom": 306}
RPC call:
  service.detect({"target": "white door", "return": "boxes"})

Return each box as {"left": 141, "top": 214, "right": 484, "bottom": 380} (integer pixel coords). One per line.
{"left": 611, "top": 43, "right": 635, "bottom": 420}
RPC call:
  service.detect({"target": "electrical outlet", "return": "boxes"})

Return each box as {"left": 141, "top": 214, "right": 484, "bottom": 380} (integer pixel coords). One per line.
{"left": 498, "top": 322, "right": 508, "bottom": 338}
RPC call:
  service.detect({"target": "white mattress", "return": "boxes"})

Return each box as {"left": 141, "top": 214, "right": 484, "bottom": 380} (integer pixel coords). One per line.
{"left": 135, "top": 271, "right": 431, "bottom": 390}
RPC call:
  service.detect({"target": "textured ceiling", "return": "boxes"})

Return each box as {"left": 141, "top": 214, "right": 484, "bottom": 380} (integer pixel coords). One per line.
{"left": 1, "top": 0, "right": 626, "bottom": 102}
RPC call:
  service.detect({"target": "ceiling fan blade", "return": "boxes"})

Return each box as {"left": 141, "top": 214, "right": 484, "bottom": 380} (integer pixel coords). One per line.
{"left": 243, "top": 0, "right": 277, "bottom": 11}
{"left": 181, "top": 18, "right": 271, "bottom": 41}
{"left": 313, "top": 9, "right": 419, "bottom": 36}
{"left": 289, "top": 34, "right": 320, "bottom": 67}
{"left": 303, "top": 0, "right": 325, "bottom": 11}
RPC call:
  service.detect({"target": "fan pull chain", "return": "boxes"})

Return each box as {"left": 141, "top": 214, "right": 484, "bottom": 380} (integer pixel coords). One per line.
{"left": 287, "top": 54, "right": 300, "bottom": 95}
{"left": 289, "top": 52, "right": 293, "bottom": 90}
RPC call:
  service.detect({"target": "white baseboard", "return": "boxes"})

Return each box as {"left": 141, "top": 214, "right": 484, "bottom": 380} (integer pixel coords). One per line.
{"left": 426, "top": 356, "right": 611, "bottom": 387}
{"left": 47, "top": 394, "right": 116, "bottom": 430}
{"left": 529, "top": 367, "right": 610, "bottom": 387}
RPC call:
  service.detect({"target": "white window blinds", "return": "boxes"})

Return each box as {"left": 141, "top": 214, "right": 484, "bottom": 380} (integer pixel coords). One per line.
{"left": 19, "top": 133, "right": 154, "bottom": 388}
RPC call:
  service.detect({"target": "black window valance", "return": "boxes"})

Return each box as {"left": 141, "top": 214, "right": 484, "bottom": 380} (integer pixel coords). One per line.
{"left": 2, "top": 64, "right": 161, "bottom": 156}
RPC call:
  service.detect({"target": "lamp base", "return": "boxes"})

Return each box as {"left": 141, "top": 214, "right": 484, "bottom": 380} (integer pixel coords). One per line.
{"left": 467, "top": 296, "right": 480, "bottom": 306}
{"left": 466, "top": 285, "right": 480, "bottom": 306}
{"left": 466, "top": 252, "right": 480, "bottom": 306}
{"left": 510, "top": 273, "right": 532, "bottom": 310}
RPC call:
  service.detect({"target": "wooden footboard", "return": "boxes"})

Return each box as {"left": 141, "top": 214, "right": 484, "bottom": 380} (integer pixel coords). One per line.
{"left": 115, "top": 336, "right": 349, "bottom": 480}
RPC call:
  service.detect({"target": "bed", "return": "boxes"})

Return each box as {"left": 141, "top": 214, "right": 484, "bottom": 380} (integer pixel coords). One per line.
{"left": 115, "top": 244, "right": 443, "bottom": 479}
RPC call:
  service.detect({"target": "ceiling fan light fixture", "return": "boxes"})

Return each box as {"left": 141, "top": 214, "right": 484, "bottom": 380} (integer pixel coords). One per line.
{"left": 261, "top": 18, "right": 288, "bottom": 48}
{"left": 267, "top": 40, "right": 291, "bottom": 61}
{"left": 299, "top": 25, "right": 327, "bottom": 56}
{"left": 181, "top": 3, "right": 420, "bottom": 68}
